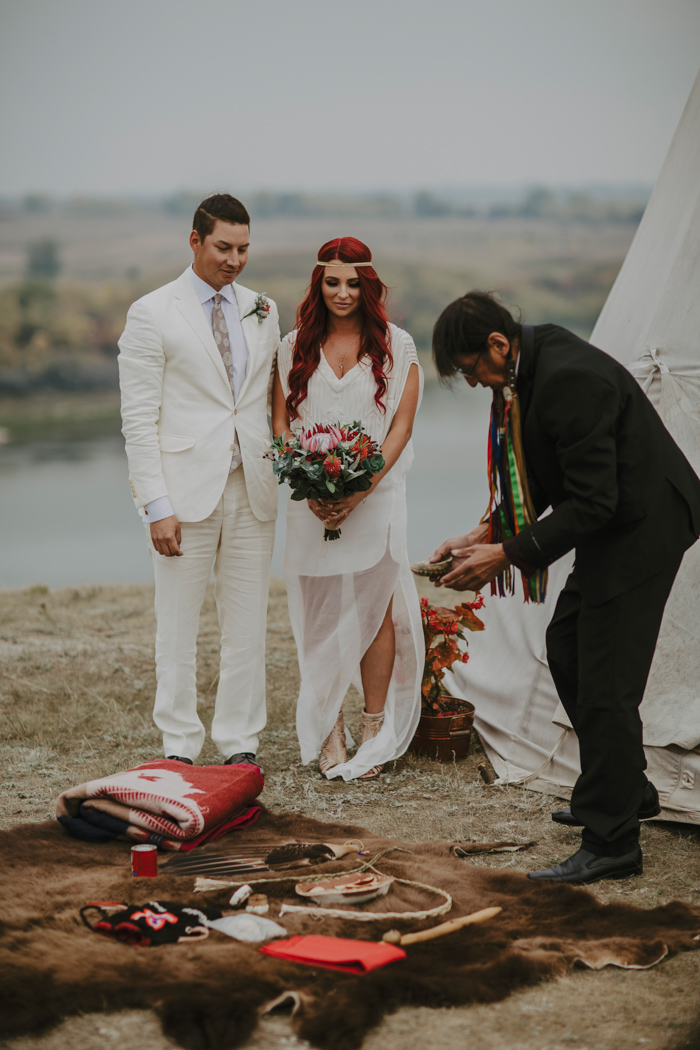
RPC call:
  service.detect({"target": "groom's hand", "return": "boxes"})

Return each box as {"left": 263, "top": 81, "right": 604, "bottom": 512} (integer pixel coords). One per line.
{"left": 150, "top": 515, "right": 182, "bottom": 557}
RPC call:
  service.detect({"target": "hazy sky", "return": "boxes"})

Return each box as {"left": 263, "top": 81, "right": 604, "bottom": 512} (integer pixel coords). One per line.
{"left": 1, "top": 0, "right": 698, "bottom": 195}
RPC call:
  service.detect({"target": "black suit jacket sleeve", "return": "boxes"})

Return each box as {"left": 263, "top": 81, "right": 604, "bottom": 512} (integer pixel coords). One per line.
{"left": 511, "top": 367, "right": 621, "bottom": 568}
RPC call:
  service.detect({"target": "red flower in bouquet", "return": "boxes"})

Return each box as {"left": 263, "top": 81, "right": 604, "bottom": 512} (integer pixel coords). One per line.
{"left": 323, "top": 453, "right": 342, "bottom": 479}
{"left": 269, "top": 420, "right": 385, "bottom": 541}
{"left": 420, "top": 597, "right": 485, "bottom": 713}
{"left": 351, "top": 434, "right": 373, "bottom": 462}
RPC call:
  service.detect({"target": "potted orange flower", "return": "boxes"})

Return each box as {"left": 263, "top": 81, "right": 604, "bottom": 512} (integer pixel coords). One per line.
{"left": 410, "top": 596, "right": 485, "bottom": 762}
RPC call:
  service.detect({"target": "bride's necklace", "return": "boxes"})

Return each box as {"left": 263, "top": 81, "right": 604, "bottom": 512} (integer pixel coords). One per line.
{"left": 326, "top": 333, "right": 359, "bottom": 375}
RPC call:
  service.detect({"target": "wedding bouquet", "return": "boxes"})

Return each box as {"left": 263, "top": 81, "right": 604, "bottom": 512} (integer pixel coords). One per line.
{"left": 420, "top": 596, "right": 485, "bottom": 713}
{"left": 269, "top": 421, "right": 385, "bottom": 540}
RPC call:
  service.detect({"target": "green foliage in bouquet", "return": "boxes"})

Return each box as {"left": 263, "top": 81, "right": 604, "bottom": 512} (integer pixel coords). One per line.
{"left": 269, "top": 421, "right": 385, "bottom": 539}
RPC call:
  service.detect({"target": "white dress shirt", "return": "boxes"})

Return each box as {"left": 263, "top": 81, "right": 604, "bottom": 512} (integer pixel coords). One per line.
{"left": 142, "top": 266, "right": 249, "bottom": 524}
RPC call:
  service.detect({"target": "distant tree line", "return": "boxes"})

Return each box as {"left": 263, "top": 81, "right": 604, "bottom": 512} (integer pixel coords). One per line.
{"left": 7, "top": 186, "right": 648, "bottom": 225}
{"left": 0, "top": 186, "right": 644, "bottom": 396}
{"left": 0, "top": 240, "right": 129, "bottom": 395}
{"left": 0, "top": 229, "right": 625, "bottom": 396}
{"left": 163, "top": 187, "right": 645, "bottom": 224}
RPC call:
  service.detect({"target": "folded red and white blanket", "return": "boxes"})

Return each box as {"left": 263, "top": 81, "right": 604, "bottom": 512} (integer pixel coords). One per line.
{"left": 56, "top": 759, "right": 263, "bottom": 850}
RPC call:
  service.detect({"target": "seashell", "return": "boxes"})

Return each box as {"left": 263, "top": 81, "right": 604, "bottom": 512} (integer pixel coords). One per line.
{"left": 295, "top": 872, "right": 394, "bottom": 906}
{"left": 410, "top": 557, "right": 452, "bottom": 578}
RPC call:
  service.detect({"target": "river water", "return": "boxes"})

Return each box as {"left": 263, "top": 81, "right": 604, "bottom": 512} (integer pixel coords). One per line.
{"left": 0, "top": 382, "right": 490, "bottom": 590}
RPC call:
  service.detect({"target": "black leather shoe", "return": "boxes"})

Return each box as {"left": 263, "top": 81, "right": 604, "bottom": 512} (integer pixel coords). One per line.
{"left": 166, "top": 755, "right": 193, "bottom": 765}
{"left": 551, "top": 781, "right": 660, "bottom": 827}
{"left": 528, "top": 845, "right": 643, "bottom": 884}
{"left": 224, "top": 752, "right": 264, "bottom": 776}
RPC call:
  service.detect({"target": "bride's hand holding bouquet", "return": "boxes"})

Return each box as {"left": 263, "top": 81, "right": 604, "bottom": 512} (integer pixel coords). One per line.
{"left": 314, "top": 489, "right": 365, "bottom": 530}
{"left": 269, "top": 421, "right": 385, "bottom": 540}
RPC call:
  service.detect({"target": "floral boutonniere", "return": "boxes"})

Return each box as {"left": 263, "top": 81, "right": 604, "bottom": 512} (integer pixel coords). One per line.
{"left": 244, "top": 293, "right": 271, "bottom": 325}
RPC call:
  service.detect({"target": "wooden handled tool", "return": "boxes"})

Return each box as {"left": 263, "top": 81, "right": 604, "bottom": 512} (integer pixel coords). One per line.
{"left": 382, "top": 906, "right": 502, "bottom": 946}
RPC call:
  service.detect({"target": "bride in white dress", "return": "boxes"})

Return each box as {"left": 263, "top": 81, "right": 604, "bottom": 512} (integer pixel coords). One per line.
{"left": 271, "top": 237, "right": 423, "bottom": 781}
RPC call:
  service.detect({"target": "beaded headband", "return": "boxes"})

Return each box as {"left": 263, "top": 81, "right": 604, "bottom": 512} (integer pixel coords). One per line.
{"left": 316, "top": 259, "right": 374, "bottom": 267}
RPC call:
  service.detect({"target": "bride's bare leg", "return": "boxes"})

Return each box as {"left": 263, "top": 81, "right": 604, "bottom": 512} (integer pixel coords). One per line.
{"left": 360, "top": 599, "right": 394, "bottom": 714}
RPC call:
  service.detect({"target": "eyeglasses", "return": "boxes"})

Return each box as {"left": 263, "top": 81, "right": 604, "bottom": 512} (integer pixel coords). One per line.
{"left": 456, "top": 351, "right": 484, "bottom": 378}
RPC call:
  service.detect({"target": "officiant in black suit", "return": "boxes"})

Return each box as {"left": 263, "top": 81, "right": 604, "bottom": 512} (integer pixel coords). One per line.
{"left": 430, "top": 292, "right": 700, "bottom": 885}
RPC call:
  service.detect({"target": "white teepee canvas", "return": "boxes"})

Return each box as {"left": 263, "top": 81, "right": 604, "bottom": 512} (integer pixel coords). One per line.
{"left": 449, "top": 69, "right": 700, "bottom": 824}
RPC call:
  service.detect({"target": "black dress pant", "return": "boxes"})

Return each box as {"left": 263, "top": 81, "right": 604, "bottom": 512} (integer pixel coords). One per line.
{"left": 545, "top": 557, "right": 683, "bottom": 856}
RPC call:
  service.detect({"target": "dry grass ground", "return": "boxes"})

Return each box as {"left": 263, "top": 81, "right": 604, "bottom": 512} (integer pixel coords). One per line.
{"left": 1, "top": 579, "right": 700, "bottom": 1050}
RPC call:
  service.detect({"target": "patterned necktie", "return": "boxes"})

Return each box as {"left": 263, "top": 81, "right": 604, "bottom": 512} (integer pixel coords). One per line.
{"left": 212, "top": 293, "right": 241, "bottom": 473}
{"left": 212, "top": 293, "right": 235, "bottom": 391}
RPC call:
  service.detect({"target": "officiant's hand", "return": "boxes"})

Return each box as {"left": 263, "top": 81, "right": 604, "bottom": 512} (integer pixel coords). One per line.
{"left": 430, "top": 523, "right": 490, "bottom": 566}
{"left": 150, "top": 515, "right": 182, "bottom": 557}
{"left": 440, "top": 542, "right": 509, "bottom": 591}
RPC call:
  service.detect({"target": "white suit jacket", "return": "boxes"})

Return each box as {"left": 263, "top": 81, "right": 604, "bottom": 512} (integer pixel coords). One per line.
{"left": 117, "top": 269, "right": 279, "bottom": 523}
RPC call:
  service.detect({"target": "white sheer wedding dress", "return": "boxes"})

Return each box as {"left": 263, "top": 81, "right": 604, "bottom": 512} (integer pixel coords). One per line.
{"left": 277, "top": 324, "right": 424, "bottom": 780}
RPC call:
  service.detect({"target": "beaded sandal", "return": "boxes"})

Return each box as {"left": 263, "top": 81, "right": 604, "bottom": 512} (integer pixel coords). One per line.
{"left": 357, "top": 709, "right": 385, "bottom": 781}
{"left": 319, "top": 710, "right": 347, "bottom": 776}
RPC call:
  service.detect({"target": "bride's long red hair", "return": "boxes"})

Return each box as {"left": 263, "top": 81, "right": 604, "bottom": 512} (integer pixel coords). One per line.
{"left": 285, "top": 237, "right": 392, "bottom": 421}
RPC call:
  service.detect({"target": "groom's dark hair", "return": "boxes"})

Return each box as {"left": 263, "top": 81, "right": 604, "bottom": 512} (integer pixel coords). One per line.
{"left": 193, "top": 194, "right": 250, "bottom": 241}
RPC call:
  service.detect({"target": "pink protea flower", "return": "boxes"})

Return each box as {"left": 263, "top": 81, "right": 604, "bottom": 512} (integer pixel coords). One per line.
{"left": 300, "top": 424, "right": 343, "bottom": 454}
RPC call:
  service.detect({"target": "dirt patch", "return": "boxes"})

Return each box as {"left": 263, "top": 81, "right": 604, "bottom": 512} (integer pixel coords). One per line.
{"left": 1, "top": 579, "right": 700, "bottom": 1050}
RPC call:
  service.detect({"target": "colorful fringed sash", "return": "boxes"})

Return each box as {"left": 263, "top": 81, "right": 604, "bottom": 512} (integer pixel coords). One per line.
{"left": 485, "top": 384, "right": 547, "bottom": 603}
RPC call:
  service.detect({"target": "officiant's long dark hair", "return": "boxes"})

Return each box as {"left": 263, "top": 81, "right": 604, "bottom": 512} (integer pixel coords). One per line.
{"left": 285, "top": 238, "right": 393, "bottom": 422}
{"left": 432, "top": 291, "right": 521, "bottom": 380}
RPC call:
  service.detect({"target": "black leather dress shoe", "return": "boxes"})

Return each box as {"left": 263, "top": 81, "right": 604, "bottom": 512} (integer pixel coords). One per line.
{"left": 224, "top": 752, "right": 264, "bottom": 776}
{"left": 528, "top": 845, "right": 643, "bottom": 884}
{"left": 551, "top": 781, "right": 660, "bottom": 827}
{"left": 166, "top": 755, "right": 193, "bottom": 765}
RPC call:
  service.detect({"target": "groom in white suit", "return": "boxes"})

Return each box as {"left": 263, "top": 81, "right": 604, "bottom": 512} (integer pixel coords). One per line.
{"left": 118, "top": 194, "right": 279, "bottom": 770}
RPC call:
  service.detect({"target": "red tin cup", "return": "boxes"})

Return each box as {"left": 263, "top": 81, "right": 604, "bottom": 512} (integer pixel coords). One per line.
{"left": 131, "top": 844, "right": 158, "bottom": 877}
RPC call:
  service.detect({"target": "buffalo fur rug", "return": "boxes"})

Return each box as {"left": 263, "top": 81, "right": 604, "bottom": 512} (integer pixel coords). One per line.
{"left": 1, "top": 808, "right": 699, "bottom": 1050}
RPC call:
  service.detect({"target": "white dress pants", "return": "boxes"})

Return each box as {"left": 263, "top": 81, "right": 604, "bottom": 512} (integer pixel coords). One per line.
{"left": 149, "top": 468, "right": 275, "bottom": 761}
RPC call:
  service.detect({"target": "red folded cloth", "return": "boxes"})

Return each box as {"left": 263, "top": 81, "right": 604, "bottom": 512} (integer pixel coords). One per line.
{"left": 56, "top": 760, "right": 263, "bottom": 849}
{"left": 259, "top": 934, "right": 406, "bottom": 973}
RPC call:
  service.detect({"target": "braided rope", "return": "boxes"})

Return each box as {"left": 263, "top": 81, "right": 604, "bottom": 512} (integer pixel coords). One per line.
{"left": 194, "top": 846, "right": 453, "bottom": 923}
